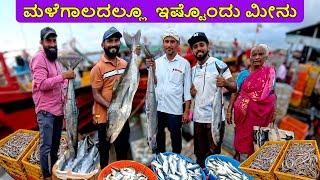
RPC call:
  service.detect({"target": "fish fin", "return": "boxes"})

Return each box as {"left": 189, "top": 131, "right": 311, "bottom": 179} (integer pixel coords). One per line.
{"left": 58, "top": 54, "right": 83, "bottom": 70}
{"left": 123, "top": 30, "right": 141, "bottom": 50}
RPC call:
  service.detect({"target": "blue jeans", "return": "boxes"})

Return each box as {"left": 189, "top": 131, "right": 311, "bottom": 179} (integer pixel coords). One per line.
{"left": 156, "top": 111, "right": 182, "bottom": 154}
{"left": 37, "top": 111, "right": 63, "bottom": 178}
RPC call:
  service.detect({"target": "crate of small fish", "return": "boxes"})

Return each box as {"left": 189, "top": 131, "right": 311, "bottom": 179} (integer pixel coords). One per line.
{"left": 240, "top": 141, "right": 287, "bottom": 180}
{"left": 151, "top": 152, "right": 206, "bottom": 180}
{"left": 21, "top": 139, "right": 42, "bottom": 179}
{"left": 22, "top": 131, "right": 68, "bottom": 179}
{"left": 206, "top": 154, "right": 252, "bottom": 180}
{"left": 98, "top": 160, "right": 157, "bottom": 180}
{"left": 0, "top": 129, "right": 39, "bottom": 178}
{"left": 274, "top": 140, "right": 320, "bottom": 180}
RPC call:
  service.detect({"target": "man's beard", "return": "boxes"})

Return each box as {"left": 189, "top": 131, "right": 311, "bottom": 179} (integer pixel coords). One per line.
{"left": 195, "top": 51, "right": 209, "bottom": 62}
{"left": 44, "top": 47, "right": 58, "bottom": 62}
{"left": 104, "top": 46, "right": 119, "bottom": 59}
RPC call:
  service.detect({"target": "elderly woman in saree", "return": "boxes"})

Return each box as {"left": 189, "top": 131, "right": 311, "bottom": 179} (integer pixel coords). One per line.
{"left": 226, "top": 44, "right": 276, "bottom": 161}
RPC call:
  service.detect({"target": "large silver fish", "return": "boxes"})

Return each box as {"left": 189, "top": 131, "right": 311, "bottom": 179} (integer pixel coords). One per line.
{"left": 143, "top": 45, "right": 158, "bottom": 152}
{"left": 211, "top": 62, "right": 227, "bottom": 146}
{"left": 107, "top": 30, "right": 142, "bottom": 143}
{"left": 59, "top": 55, "right": 82, "bottom": 158}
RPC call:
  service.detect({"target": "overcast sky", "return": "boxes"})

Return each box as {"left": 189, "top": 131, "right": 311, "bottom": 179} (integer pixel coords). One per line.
{"left": 0, "top": 1, "right": 319, "bottom": 54}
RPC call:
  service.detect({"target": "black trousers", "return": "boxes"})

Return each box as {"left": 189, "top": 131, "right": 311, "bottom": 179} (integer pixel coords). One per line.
{"left": 194, "top": 121, "right": 225, "bottom": 168}
{"left": 97, "top": 121, "right": 130, "bottom": 168}
{"left": 156, "top": 111, "right": 182, "bottom": 154}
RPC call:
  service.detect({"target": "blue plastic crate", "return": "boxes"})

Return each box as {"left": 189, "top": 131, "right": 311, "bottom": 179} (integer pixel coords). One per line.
{"left": 205, "top": 154, "right": 254, "bottom": 180}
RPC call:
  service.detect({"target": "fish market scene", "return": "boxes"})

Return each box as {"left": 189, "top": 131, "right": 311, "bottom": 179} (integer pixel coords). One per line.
{"left": 1, "top": 1, "right": 320, "bottom": 179}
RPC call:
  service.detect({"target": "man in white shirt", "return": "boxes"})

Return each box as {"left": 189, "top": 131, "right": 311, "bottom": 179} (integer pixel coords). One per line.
{"left": 146, "top": 28, "right": 192, "bottom": 154}
{"left": 189, "top": 32, "right": 236, "bottom": 167}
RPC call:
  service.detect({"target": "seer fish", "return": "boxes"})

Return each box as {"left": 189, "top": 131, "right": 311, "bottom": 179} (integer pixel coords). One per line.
{"left": 59, "top": 55, "right": 82, "bottom": 158}
{"left": 107, "top": 30, "right": 142, "bottom": 143}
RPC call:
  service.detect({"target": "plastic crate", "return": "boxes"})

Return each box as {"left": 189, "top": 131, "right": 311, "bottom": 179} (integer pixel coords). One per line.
{"left": 98, "top": 160, "right": 157, "bottom": 180}
{"left": 274, "top": 140, "right": 320, "bottom": 180}
{"left": 278, "top": 115, "right": 309, "bottom": 140}
{"left": 240, "top": 141, "right": 287, "bottom": 180}
{"left": 22, "top": 139, "right": 42, "bottom": 180}
{"left": 0, "top": 129, "right": 39, "bottom": 177}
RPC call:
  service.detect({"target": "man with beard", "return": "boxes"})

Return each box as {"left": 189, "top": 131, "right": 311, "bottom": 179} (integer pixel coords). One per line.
{"left": 90, "top": 27, "right": 129, "bottom": 168}
{"left": 146, "top": 28, "right": 192, "bottom": 154}
{"left": 188, "top": 32, "right": 236, "bottom": 167}
{"left": 30, "top": 27, "right": 75, "bottom": 179}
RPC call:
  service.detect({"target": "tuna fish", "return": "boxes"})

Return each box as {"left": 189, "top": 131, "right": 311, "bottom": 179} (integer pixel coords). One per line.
{"left": 211, "top": 62, "right": 227, "bottom": 146}
{"left": 59, "top": 55, "right": 82, "bottom": 158}
{"left": 143, "top": 45, "right": 158, "bottom": 152}
{"left": 107, "top": 30, "right": 142, "bottom": 143}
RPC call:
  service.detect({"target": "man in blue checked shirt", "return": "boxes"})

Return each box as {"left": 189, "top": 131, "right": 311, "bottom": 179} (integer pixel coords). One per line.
{"left": 146, "top": 28, "right": 192, "bottom": 154}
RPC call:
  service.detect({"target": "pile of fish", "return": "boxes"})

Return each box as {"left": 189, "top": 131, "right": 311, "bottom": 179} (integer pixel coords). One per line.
{"left": 28, "top": 142, "right": 40, "bottom": 165}
{"left": 280, "top": 143, "right": 320, "bottom": 179}
{"left": 0, "top": 132, "right": 36, "bottom": 159}
{"left": 58, "top": 136, "right": 99, "bottom": 174}
{"left": 249, "top": 144, "right": 282, "bottom": 171}
{"left": 28, "top": 136, "right": 68, "bottom": 165}
{"left": 104, "top": 167, "right": 148, "bottom": 180}
{"left": 207, "top": 158, "right": 248, "bottom": 180}
{"left": 151, "top": 153, "right": 203, "bottom": 180}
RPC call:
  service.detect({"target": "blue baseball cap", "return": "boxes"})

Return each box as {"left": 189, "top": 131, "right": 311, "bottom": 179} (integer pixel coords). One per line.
{"left": 102, "top": 27, "right": 122, "bottom": 42}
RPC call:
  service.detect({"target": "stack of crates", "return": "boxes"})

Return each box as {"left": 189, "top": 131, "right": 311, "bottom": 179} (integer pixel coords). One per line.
{"left": 0, "top": 129, "right": 39, "bottom": 179}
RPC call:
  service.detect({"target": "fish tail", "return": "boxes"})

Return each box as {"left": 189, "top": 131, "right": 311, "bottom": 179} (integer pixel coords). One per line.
{"left": 123, "top": 30, "right": 141, "bottom": 50}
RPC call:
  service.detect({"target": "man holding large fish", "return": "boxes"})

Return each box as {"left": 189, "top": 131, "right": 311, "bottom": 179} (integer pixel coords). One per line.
{"left": 188, "top": 32, "right": 236, "bottom": 167}
{"left": 30, "top": 27, "right": 75, "bottom": 179}
{"left": 146, "top": 28, "right": 192, "bottom": 154}
{"left": 90, "top": 27, "right": 130, "bottom": 168}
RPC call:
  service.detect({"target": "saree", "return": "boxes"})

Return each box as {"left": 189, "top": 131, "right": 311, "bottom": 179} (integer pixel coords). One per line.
{"left": 233, "top": 66, "right": 276, "bottom": 155}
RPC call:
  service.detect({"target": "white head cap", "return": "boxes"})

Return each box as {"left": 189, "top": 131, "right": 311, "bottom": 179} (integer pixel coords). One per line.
{"left": 162, "top": 28, "right": 180, "bottom": 42}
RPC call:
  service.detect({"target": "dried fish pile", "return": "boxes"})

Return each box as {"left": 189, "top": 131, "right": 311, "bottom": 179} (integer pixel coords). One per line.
{"left": 280, "top": 143, "right": 320, "bottom": 179}
{"left": 104, "top": 167, "right": 148, "bottom": 180}
{"left": 249, "top": 144, "right": 282, "bottom": 171}
{"left": 151, "top": 153, "right": 203, "bottom": 180}
{"left": 0, "top": 132, "right": 36, "bottom": 159}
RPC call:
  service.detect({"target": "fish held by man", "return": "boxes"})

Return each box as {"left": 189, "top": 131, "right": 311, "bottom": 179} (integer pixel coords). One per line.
{"left": 107, "top": 30, "right": 142, "bottom": 143}
{"left": 58, "top": 54, "right": 83, "bottom": 158}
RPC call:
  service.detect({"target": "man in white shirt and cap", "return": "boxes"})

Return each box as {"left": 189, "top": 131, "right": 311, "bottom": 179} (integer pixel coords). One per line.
{"left": 188, "top": 32, "right": 236, "bottom": 167}
{"left": 146, "top": 28, "right": 192, "bottom": 154}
